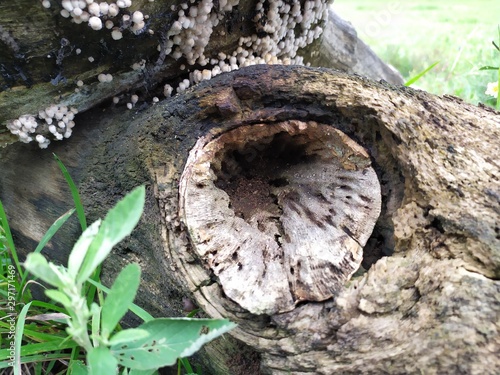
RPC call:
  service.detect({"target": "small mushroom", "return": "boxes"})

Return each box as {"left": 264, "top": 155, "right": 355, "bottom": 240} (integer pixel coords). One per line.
{"left": 179, "top": 121, "right": 381, "bottom": 315}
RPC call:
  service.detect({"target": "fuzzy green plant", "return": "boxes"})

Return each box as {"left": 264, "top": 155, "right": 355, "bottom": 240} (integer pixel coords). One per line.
{"left": 0, "top": 156, "right": 235, "bottom": 375}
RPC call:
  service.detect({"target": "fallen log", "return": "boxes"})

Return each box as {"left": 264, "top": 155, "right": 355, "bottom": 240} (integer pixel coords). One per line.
{"left": 0, "top": 64, "right": 498, "bottom": 374}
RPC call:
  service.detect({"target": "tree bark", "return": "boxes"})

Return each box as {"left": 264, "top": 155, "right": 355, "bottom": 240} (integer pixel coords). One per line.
{"left": 1, "top": 64, "right": 498, "bottom": 374}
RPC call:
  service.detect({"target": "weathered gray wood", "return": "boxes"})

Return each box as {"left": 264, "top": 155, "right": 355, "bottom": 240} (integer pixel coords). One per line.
{"left": 1, "top": 65, "right": 498, "bottom": 374}
{"left": 179, "top": 121, "right": 381, "bottom": 315}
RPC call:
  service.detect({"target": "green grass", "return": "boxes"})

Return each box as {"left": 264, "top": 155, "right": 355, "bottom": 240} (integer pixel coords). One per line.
{"left": 333, "top": 0, "right": 500, "bottom": 107}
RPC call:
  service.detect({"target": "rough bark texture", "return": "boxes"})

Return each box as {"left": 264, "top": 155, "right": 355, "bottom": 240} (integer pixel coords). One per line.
{"left": 0, "top": 65, "right": 498, "bottom": 374}
{"left": 0, "top": 0, "right": 402, "bottom": 147}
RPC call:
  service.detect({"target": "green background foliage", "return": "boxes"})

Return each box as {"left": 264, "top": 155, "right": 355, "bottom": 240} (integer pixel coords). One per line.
{"left": 334, "top": 0, "right": 500, "bottom": 106}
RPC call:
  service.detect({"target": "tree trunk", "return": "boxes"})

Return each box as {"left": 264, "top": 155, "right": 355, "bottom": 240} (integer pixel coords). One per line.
{"left": 1, "top": 64, "right": 498, "bottom": 374}
{"left": 0, "top": 0, "right": 402, "bottom": 147}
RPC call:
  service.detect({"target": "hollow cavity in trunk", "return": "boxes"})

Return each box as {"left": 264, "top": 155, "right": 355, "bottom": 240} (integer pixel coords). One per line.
{"left": 180, "top": 121, "right": 382, "bottom": 315}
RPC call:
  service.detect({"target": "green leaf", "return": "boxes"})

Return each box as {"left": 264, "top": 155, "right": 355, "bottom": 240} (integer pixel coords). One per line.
{"left": 109, "top": 328, "right": 150, "bottom": 346}
{"left": 90, "top": 303, "right": 101, "bottom": 348}
{"left": 110, "top": 318, "right": 236, "bottom": 370}
{"left": 45, "top": 290, "right": 72, "bottom": 309}
{"left": 86, "top": 278, "right": 154, "bottom": 323}
{"left": 77, "top": 186, "right": 145, "bottom": 284}
{"left": 101, "top": 263, "right": 141, "bottom": 340}
{"left": 404, "top": 61, "right": 439, "bottom": 86}
{"left": 479, "top": 65, "right": 500, "bottom": 71}
{"left": 13, "top": 302, "right": 32, "bottom": 375}
{"left": 68, "top": 220, "right": 101, "bottom": 279}
{"left": 88, "top": 346, "right": 118, "bottom": 375}
{"left": 129, "top": 369, "right": 157, "bottom": 375}
{"left": 23, "top": 253, "right": 68, "bottom": 289}
{"left": 69, "top": 360, "right": 88, "bottom": 375}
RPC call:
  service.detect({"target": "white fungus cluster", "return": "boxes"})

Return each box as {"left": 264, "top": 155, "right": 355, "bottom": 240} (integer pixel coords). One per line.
{"left": 7, "top": 105, "right": 78, "bottom": 148}
{"left": 48, "top": 0, "right": 328, "bottom": 92}
{"left": 156, "top": 0, "right": 328, "bottom": 92}
{"left": 56, "top": 0, "right": 147, "bottom": 39}
{"left": 157, "top": 0, "right": 240, "bottom": 69}
{"left": 19, "top": 0, "right": 328, "bottom": 147}
{"left": 247, "top": 0, "right": 328, "bottom": 65}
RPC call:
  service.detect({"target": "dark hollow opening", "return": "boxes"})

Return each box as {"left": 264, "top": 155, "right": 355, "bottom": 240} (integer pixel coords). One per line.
{"left": 213, "top": 131, "right": 314, "bottom": 221}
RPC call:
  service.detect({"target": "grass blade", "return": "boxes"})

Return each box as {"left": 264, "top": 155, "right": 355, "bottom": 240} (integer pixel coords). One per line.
{"left": 179, "top": 358, "right": 194, "bottom": 374}
{"left": 0, "top": 338, "right": 78, "bottom": 361}
{"left": 20, "top": 209, "right": 75, "bottom": 289}
{"left": 405, "top": 61, "right": 440, "bottom": 87}
{"left": 0, "top": 200, "right": 21, "bottom": 276}
{"left": 14, "top": 302, "right": 32, "bottom": 375}
{"left": 34, "top": 209, "right": 75, "bottom": 255}
{"left": 0, "top": 352, "right": 80, "bottom": 369}
{"left": 494, "top": 26, "right": 500, "bottom": 52}
{"left": 53, "top": 154, "right": 87, "bottom": 231}
{"left": 3, "top": 321, "right": 67, "bottom": 343}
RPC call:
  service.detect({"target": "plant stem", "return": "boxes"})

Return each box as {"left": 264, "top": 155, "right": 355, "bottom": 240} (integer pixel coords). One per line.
{"left": 65, "top": 286, "right": 93, "bottom": 353}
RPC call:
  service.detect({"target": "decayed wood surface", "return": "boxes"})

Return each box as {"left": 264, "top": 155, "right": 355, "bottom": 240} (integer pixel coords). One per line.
{"left": 179, "top": 121, "right": 381, "bottom": 315}
{"left": 0, "top": 0, "right": 402, "bottom": 147}
{"left": 0, "top": 65, "right": 498, "bottom": 374}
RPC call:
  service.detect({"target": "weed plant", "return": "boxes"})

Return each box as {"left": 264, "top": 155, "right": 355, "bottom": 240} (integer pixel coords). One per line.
{"left": 0, "top": 155, "right": 235, "bottom": 375}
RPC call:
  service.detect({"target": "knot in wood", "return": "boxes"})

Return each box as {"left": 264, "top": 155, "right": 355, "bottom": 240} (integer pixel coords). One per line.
{"left": 179, "top": 121, "right": 381, "bottom": 315}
